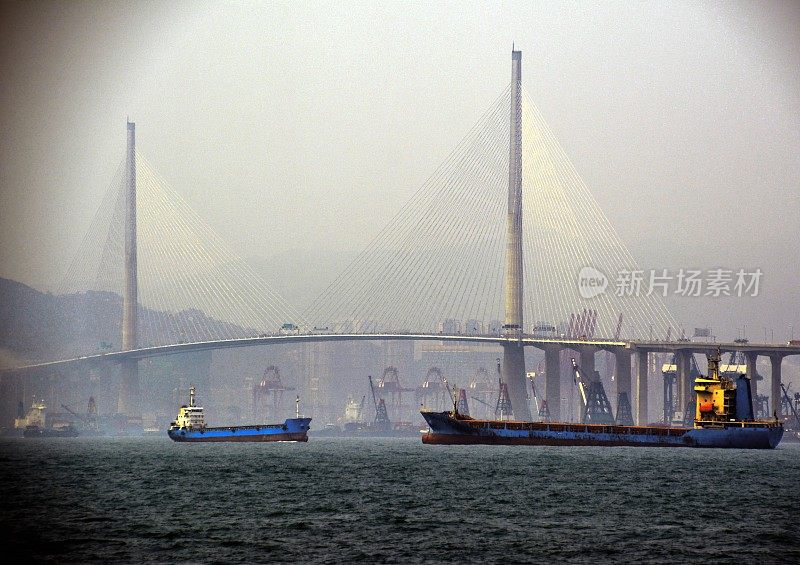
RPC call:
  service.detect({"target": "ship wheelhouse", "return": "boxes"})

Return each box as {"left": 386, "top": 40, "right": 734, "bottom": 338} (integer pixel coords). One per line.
{"left": 171, "top": 386, "right": 206, "bottom": 430}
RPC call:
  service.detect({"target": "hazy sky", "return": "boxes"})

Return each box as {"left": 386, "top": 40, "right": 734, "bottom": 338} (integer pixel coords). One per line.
{"left": 1, "top": 0, "right": 798, "bottom": 340}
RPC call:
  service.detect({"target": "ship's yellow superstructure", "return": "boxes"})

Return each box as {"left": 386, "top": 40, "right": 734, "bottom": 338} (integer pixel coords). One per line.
{"left": 694, "top": 351, "right": 736, "bottom": 424}
{"left": 171, "top": 386, "right": 205, "bottom": 431}
{"left": 15, "top": 399, "right": 46, "bottom": 430}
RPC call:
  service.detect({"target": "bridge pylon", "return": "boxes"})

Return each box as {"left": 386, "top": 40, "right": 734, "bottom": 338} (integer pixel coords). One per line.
{"left": 501, "top": 48, "right": 531, "bottom": 420}
{"left": 118, "top": 120, "right": 141, "bottom": 427}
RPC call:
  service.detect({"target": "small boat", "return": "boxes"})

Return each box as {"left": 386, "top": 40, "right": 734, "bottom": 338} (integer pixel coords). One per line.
{"left": 421, "top": 350, "right": 783, "bottom": 449}
{"left": 168, "top": 386, "right": 311, "bottom": 443}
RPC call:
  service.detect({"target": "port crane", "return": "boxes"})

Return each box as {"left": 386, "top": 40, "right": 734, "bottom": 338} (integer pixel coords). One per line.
{"left": 377, "top": 366, "right": 413, "bottom": 421}
{"left": 368, "top": 375, "right": 390, "bottom": 432}
{"left": 415, "top": 367, "right": 449, "bottom": 411}
{"left": 780, "top": 383, "right": 800, "bottom": 431}
{"left": 356, "top": 395, "right": 366, "bottom": 421}
{"left": 468, "top": 367, "right": 495, "bottom": 418}
{"left": 455, "top": 388, "right": 470, "bottom": 416}
{"left": 571, "top": 358, "right": 615, "bottom": 425}
{"left": 60, "top": 399, "right": 99, "bottom": 432}
{"left": 529, "top": 377, "right": 551, "bottom": 422}
{"left": 528, "top": 375, "right": 540, "bottom": 417}
{"left": 494, "top": 358, "right": 512, "bottom": 420}
{"left": 252, "top": 366, "right": 295, "bottom": 421}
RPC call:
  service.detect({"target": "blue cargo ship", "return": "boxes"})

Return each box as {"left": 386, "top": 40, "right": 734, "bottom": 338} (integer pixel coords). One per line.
{"left": 422, "top": 351, "right": 783, "bottom": 449}
{"left": 168, "top": 387, "right": 311, "bottom": 443}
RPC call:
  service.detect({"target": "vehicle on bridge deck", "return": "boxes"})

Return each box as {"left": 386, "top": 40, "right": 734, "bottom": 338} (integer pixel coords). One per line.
{"left": 168, "top": 386, "right": 311, "bottom": 443}
{"left": 421, "top": 350, "right": 783, "bottom": 449}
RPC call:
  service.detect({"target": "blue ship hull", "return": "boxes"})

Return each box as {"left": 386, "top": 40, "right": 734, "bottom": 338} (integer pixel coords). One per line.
{"left": 683, "top": 425, "right": 783, "bottom": 448}
{"left": 421, "top": 412, "right": 783, "bottom": 449}
{"left": 168, "top": 417, "right": 311, "bottom": 442}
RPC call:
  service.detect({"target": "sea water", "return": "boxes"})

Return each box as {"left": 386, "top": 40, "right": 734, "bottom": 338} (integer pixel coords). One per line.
{"left": 1, "top": 437, "right": 798, "bottom": 563}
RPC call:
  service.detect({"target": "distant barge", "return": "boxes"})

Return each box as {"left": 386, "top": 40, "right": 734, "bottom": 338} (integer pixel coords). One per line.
{"left": 168, "top": 387, "right": 311, "bottom": 443}
{"left": 422, "top": 351, "right": 783, "bottom": 449}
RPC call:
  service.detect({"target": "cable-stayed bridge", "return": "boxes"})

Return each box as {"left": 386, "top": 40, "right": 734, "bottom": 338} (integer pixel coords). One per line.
{"left": 8, "top": 51, "right": 799, "bottom": 425}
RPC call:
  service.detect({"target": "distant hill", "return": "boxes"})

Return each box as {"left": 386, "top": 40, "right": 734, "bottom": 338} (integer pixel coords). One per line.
{"left": 0, "top": 278, "right": 74, "bottom": 363}
{"left": 0, "top": 277, "right": 253, "bottom": 366}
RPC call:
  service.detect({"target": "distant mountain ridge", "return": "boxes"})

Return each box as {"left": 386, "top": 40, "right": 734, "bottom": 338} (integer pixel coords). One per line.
{"left": 0, "top": 277, "right": 252, "bottom": 366}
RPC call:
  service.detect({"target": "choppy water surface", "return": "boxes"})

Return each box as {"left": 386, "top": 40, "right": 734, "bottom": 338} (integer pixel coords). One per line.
{"left": 1, "top": 437, "right": 798, "bottom": 563}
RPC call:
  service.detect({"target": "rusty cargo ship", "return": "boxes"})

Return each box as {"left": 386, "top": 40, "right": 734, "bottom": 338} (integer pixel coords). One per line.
{"left": 422, "top": 351, "right": 783, "bottom": 449}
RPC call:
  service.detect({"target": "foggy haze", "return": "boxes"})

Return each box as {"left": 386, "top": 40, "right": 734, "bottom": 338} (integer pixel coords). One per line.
{"left": 1, "top": 0, "right": 798, "bottom": 341}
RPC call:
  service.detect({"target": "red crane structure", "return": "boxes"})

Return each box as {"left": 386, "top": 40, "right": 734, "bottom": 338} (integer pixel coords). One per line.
{"left": 377, "top": 366, "right": 414, "bottom": 422}
{"left": 252, "top": 365, "right": 294, "bottom": 421}
{"left": 468, "top": 367, "right": 495, "bottom": 418}
{"left": 416, "top": 367, "right": 449, "bottom": 411}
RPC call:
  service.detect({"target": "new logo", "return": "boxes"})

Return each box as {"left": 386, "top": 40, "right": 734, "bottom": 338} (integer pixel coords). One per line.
{"left": 577, "top": 266, "right": 608, "bottom": 299}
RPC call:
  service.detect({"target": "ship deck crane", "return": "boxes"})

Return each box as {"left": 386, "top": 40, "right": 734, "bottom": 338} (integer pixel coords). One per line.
{"left": 470, "top": 396, "right": 495, "bottom": 412}
{"left": 61, "top": 404, "right": 86, "bottom": 422}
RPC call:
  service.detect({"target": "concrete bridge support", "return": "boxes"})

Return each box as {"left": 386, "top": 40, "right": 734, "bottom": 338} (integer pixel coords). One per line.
{"left": 502, "top": 344, "right": 529, "bottom": 421}
{"left": 579, "top": 347, "right": 597, "bottom": 375}
{"left": 675, "top": 351, "right": 692, "bottom": 410}
{"left": 614, "top": 349, "right": 632, "bottom": 410}
{"left": 636, "top": 349, "right": 648, "bottom": 425}
{"left": 769, "top": 354, "right": 783, "bottom": 419}
{"left": 500, "top": 49, "right": 531, "bottom": 421}
{"left": 543, "top": 345, "right": 561, "bottom": 422}
{"left": 118, "top": 120, "right": 141, "bottom": 424}
{"left": 745, "top": 352, "right": 758, "bottom": 398}
{"left": 118, "top": 362, "right": 140, "bottom": 422}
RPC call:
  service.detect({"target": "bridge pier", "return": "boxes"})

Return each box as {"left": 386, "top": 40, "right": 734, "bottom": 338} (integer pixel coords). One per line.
{"left": 543, "top": 345, "right": 561, "bottom": 422}
{"left": 118, "top": 360, "right": 140, "bottom": 422}
{"left": 614, "top": 349, "right": 632, "bottom": 413}
{"left": 502, "top": 343, "right": 529, "bottom": 421}
{"left": 636, "top": 349, "right": 648, "bottom": 425}
{"left": 579, "top": 347, "right": 596, "bottom": 375}
{"left": 675, "top": 350, "right": 692, "bottom": 412}
{"left": 745, "top": 351, "right": 758, "bottom": 398}
{"left": 770, "top": 354, "right": 783, "bottom": 418}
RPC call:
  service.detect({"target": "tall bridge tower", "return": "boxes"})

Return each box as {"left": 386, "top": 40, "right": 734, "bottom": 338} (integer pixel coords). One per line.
{"left": 118, "top": 120, "right": 141, "bottom": 426}
{"left": 502, "top": 49, "right": 531, "bottom": 420}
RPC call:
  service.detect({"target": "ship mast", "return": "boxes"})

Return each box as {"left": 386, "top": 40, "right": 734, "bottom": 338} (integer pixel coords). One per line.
{"left": 708, "top": 349, "right": 721, "bottom": 380}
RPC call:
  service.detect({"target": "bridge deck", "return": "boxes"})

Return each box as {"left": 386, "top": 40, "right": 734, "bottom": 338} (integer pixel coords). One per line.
{"left": 3, "top": 333, "right": 798, "bottom": 374}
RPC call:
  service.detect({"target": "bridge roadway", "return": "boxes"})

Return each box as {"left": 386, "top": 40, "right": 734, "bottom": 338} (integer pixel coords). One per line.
{"left": 1, "top": 333, "right": 625, "bottom": 373}
{"left": 5, "top": 332, "right": 798, "bottom": 373}
{"left": 4, "top": 333, "right": 798, "bottom": 423}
